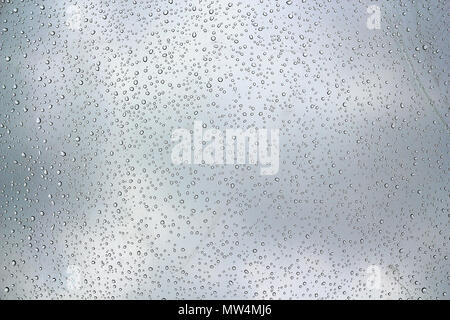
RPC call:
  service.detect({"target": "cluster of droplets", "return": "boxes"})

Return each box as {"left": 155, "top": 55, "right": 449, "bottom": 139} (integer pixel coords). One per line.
{"left": 0, "top": 0, "right": 448, "bottom": 299}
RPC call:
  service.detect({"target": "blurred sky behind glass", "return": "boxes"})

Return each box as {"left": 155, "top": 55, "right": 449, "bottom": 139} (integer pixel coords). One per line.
{"left": 0, "top": 0, "right": 448, "bottom": 299}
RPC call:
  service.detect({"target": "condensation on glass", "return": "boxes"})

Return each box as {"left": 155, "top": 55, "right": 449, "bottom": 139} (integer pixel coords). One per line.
{"left": 0, "top": 0, "right": 448, "bottom": 300}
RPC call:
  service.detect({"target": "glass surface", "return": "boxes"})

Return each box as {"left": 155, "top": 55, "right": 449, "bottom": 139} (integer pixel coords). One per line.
{"left": 0, "top": 0, "right": 448, "bottom": 300}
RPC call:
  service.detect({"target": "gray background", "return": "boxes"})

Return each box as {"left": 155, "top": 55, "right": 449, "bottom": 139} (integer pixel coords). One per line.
{"left": 0, "top": 0, "right": 448, "bottom": 299}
